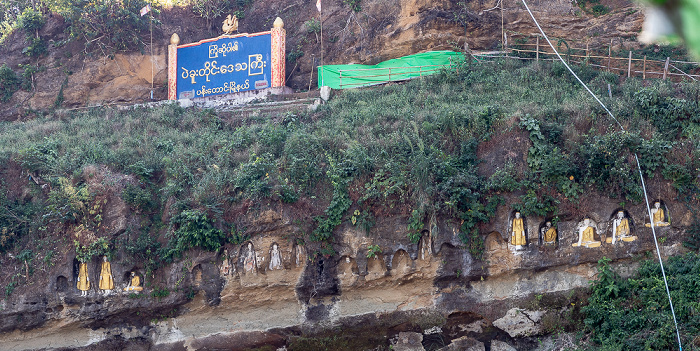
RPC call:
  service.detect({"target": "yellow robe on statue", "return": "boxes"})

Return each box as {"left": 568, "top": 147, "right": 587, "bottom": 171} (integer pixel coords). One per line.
{"left": 544, "top": 227, "right": 557, "bottom": 243}
{"left": 581, "top": 227, "right": 595, "bottom": 242}
{"left": 573, "top": 226, "right": 601, "bottom": 247}
{"left": 511, "top": 218, "right": 526, "bottom": 246}
{"left": 125, "top": 275, "right": 143, "bottom": 292}
{"left": 616, "top": 218, "right": 630, "bottom": 237}
{"left": 652, "top": 208, "right": 669, "bottom": 226}
{"left": 99, "top": 261, "right": 114, "bottom": 290}
{"left": 77, "top": 262, "right": 90, "bottom": 291}
{"left": 654, "top": 208, "right": 664, "bottom": 223}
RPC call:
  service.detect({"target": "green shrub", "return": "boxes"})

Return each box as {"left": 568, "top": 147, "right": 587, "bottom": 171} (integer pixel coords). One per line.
{"left": 22, "top": 37, "right": 46, "bottom": 57}
{"left": 583, "top": 254, "right": 700, "bottom": 349}
{"left": 151, "top": 286, "right": 170, "bottom": 299}
{"left": 635, "top": 138, "right": 672, "bottom": 177}
{"left": 16, "top": 7, "right": 45, "bottom": 34}
{"left": 75, "top": 237, "right": 110, "bottom": 262}
{"left": 365, "top": 244, "right": 381, "bottom": 259}
{"left": 124, "top": 229, "right": 163, "bottom": 273}
{"left": 634, "top": 87, "right": 699, "bottom": 138}
{"left": 342, "top": 0, "right": 361, "bottom": 12}
{"left": 20, "top": 64, "right": 40, "bottom": 90}
{"left": 662, "top": 162, "right": 698, "bottom": 199}
{"left": 590, "top": 4, "right": 610, "bottom": 15}
{"left": 5, "top": 281, "right": 17, "bottom": 297}
{"left": 0, "top": 182, "right": 41, "bottom": 253}
{"left": 192, "top": 0, "right": 230, "bottom": 30}
{"left": 166, "top": 209, "right": 225, "bottom": 260}
{"left": 233, "top": 154, "right": 274, "bottom": 200}
{"left": 277, "top": 182, "right": 299, "bottom": 203}
{"left": 311, "top": 157, "right": 353, "bottom": 242}
{"left": 0, "top": 64, "right": 20, "bottom": 102}
{"left": 121, "top": 183, "right": 154, "bottom": 212}
{"left": 406, "top": 209, "right": 424, "bottom": 243}
{"left": 49, "top": 0, "right": 156, "bottom": 53}
{"left": 304, "top": 18, "right": 320, "bottom": 35}
{"left": 513, "top": 189, "right": 559, "bottom": 217}
{"left": 44, "top": 177, "right": 91, "bottom": 224}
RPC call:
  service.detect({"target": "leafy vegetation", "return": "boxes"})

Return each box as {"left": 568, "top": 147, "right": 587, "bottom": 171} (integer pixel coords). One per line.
{"left": 74, "top": 236, "right": 110, "bottom": 262}
{"left": 163, "top": 209, "right": 226, "bottom": 261}
{"left": 576, "top": 0, "right": 610, "bottom": 16}
{"left": 366, "top": 244, "right": 381, "bottom": 259}
{"left": 583, "top": 255, "right": 700, "bottom": 350}
{"left": 0, "top": 58, "right": 697, "bottom": 287}
{"left": 342, "top": 0, "right": 362, "bottom": 13}
{"left": 0, "top": 64, "right": 20, "bottom": 102}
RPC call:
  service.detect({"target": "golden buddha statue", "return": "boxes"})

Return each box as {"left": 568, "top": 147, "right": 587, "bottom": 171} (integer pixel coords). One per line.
{"left": 572, "top": 218, "right": 601, "bottom": 248}
{"left": 124, "top": 272, "right": 143, "bottom": 292}
{"left": 510, "top": 212, "right": 526, "bottom": 249}
{"left": 77, "top": 261, "right": 90, "bottom": 296}
{"left": 607, "top": 211, "right": 636, "bottom": 244}
{"left": 98, "top": 255, "right": 114, "bottom": 295}
{"left": 646, "top": 202, "right": 670, "bottom": 227}
{"left": 542, "top": 221, "right": 557, "bottom": 245}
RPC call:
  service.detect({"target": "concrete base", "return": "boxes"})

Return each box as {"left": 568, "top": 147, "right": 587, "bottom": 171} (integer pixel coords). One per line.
{"left": 181, "top": 86, "right": 294, "bottom": 109}
{"left": 117, "top": 86, "right": 294, "bottom": 111}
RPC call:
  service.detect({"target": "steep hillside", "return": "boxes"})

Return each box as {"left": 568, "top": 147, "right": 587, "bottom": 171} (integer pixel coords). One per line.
{"left": 1, "top": 56, "right": 699, "bottom": 350}
{"left": 0, "top": 0, "right": 645, "bottom": 120}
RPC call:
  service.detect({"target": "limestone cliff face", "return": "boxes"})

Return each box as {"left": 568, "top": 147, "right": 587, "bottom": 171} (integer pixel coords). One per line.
{"left": 0, "top": 173, "right": 689, "bottom": 349}
{"left": 0, "top": 0, "right": 642, "bottom": 120}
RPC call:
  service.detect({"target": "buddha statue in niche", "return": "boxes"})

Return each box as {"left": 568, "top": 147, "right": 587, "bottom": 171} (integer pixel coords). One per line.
{"left": 243, "top": 242, "right": 256, "bottom": 274}
{"left": 541, "top": 221, "right": 557, "bottom": 245}
{"left": 510, "top": 212, "right": 527, "bottom": 249}
{"left": 420, "top": 234, "right": 432, "bottom": 260}
{"left": 646, "top": 202, "right": 670, "bottom": 227}
{"left": 123, "top": 272, "right": 143, "bottom": 292}
{"left": 268, "top": 243, "right": 282, "bottom": 270}
{"left": 572, "top": 218, "right": 601, "bottom": 248}
{"left": 77, "top": 261, "right": 90, "bottom": 297}
{"left": 607, "top": 211, "right": 636, "bottom": 244}
{"left": 98, "top": 255, "right": 114, "bottom": 295}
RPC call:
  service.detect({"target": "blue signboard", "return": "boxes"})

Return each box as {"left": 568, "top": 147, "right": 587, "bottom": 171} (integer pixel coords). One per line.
{"left": 176, "top": 33, "right": 272, "bottom": 99}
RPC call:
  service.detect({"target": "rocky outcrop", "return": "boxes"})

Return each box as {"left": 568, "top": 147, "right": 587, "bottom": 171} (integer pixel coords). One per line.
{"left": 0, "top": 186, "right": 689, "bottom": 350}
{"left": 493, "top": 308, "right": 545, "bottom": 338}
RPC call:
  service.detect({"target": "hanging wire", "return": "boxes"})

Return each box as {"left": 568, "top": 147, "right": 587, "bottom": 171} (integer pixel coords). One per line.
{"left": 517, "top": 0, "right": 684, "bottom": 349}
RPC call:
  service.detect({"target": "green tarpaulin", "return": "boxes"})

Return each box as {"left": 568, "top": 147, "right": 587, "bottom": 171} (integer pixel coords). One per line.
{"left": 317, "top": 51, "right": 465, "bottom": 89}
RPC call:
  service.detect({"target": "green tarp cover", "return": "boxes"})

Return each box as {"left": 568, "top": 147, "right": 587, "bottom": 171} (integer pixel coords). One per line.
{"left": 317, "top": 51, "right": 465, "bottom": 89}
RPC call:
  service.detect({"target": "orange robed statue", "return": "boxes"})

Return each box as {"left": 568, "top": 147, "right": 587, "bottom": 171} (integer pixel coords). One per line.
{"left": 510, "top": 212, "right": 526, "bottom": 248}
{"left": 99, "top": 256, "right": 114, "bottom": 295}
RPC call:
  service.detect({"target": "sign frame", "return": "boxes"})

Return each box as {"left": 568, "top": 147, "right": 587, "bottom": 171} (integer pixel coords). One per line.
{"left": 168, "top": 17, "right": 285, "bottom": 100}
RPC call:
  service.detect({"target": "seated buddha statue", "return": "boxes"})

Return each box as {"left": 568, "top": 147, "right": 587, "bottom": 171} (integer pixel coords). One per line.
{"left": 646, "top": 202, "right": 670, "bottom": 227}
{"left": 607, "top": 211, "right": 636, "bottom": 244}
{"left": 572, "top": 218, "right": 601, "bottom": 248}
{"left": 123, "top": 272, "right": 143, "bottom": 292}
{"left": 541, "top": 221, "right": 557, "bottom": 245}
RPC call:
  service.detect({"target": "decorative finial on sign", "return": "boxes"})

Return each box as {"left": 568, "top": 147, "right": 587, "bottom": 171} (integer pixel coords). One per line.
{"left": 273, "top": 17, "right": 284, "bottom": 29}
{"left": 222, "top": 15, "right": 239, "bottom": 35}
{"left": 170, "top": 33, "right": 180, "bottom": 46}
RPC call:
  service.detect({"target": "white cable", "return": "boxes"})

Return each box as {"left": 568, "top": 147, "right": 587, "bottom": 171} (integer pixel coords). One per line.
{"left": 518, "top": 1, "right": 684, "bottom": 349}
